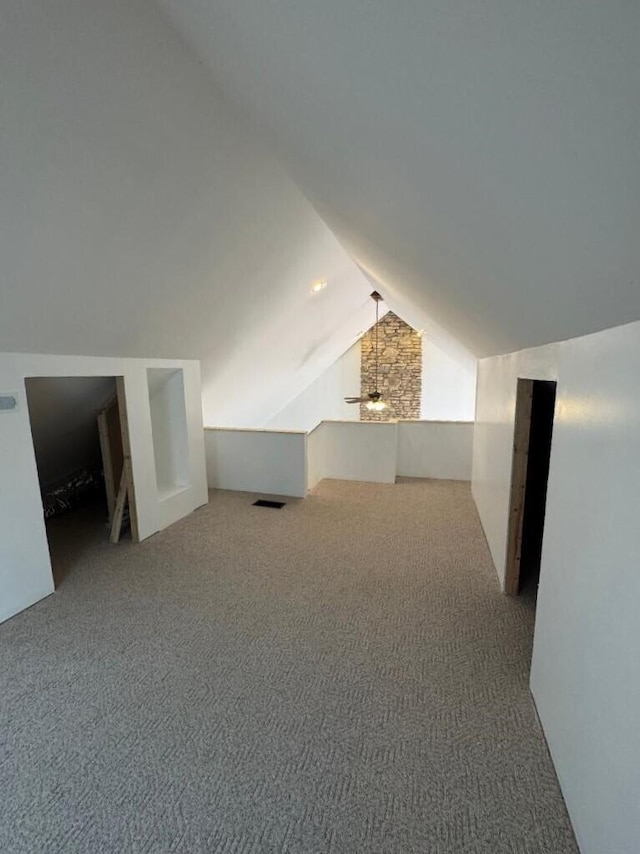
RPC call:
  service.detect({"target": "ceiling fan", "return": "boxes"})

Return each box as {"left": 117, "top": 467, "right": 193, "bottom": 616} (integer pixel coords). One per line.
{"left": 345, "top": 291, "right": 388, "bottom": 412}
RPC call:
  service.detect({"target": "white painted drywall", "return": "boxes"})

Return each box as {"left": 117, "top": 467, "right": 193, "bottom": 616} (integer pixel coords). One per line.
{"left": 265, "top": 343, "right": 361, "bottom": 431}
{"left": 267, "top": 332, "right": 476, "bottom": 431}
{"left": 148, "top": 368, "right": 191, "bottom": 497}
{"left": 308, "top": 421, "right": 398, "bottom": 486}
{"left": 306, "top": 423, "right": 326, "bottom": 492}
{"left": 0, "top": 351, "right": 208, "bottom": 625}
{"left": 397, "top": 421, "right": 473, "bottom": 481}
{"left": 215, "top": 419, "right": 472, "bottom": 494}
{"left": 421, "top": 340, "right": 476, "bottom": 422}
{"left": 472, "top": 347, "right": 560, "bottom": 580}
{"left": 204, "top": 429, "right": 307, "bottom": 498}
{"left": 472, "top": 320, "right": 640, "bottom": 854}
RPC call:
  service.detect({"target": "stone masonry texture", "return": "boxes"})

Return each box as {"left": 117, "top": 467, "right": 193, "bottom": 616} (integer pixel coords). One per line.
{"left": 360, "top": 311, "right": 422, "bottom": 421}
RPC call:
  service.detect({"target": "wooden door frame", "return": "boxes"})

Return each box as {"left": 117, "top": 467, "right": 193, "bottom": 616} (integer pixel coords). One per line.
{"left": 96, "top": 377, "right": 140, "bottom": 543}
{"left": 504, "top": 378, "right": 534, "bottom": 595}
{"left": 115, "top": 377, "right": 139, "bottom": 542}
{"left": 96, "top": 392, "right": 119, "bottom": 523}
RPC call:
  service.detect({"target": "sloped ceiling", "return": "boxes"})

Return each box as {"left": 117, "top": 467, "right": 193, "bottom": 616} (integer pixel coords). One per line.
{"left": 156, "top": 0, "right": 640, "bottom": 357}
{"left": 1, "top": 0, "right": 478, "bottom": 428}
{"left": 0, "top": 0, "right": 387, "bottom": 427}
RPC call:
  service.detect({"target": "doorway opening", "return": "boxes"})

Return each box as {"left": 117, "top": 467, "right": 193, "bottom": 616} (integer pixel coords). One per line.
{"left": 24, "top": 376, "right": 137, "bottom": 588}
{"left": 505, "top": 378, "right": 557, "bottom": 597}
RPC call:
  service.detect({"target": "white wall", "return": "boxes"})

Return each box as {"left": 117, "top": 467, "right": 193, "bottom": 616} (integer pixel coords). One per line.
{"left": 307, "top": 421, "right": 398, "bottom": 487}
{"left": 421, "top": 339, "right": 476, "bottom": 421}
{"left": 397, "top": 421, "right": 473, "bottom": 481}
{"left": 0, "top": 352, "right": 208, "bottom": 625}
{"left": 205, "top": 420, "right": 474, "bottom": 496}
{"left": 148, "top": 368, "right": 191, "bottom": 497}
{"left": 306, "top": 423, "right": 327, "bottom": 492}
{"left": 204, "top": 429, "right": 307, "bottom": 498}
{"left": 265, "top": 343, "right": 360, "bottom": 431}
{"left": 472, "top": 346, "right": 559, "bottom": 578}
{"left": 266, "top": 332, "right": 477, "bottom": 431}
{"left": 472, "top": 320, "right": 640, "bottom": 854}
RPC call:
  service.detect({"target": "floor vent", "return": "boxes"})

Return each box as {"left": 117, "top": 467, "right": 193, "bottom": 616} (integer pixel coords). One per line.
{"left": 253, "top": 499, "right": 286, "bottom": 509}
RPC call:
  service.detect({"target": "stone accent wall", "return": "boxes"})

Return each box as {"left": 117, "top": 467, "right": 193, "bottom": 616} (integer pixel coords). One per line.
{"left": 360, "top": 311, "right": 422, "bottom": 421}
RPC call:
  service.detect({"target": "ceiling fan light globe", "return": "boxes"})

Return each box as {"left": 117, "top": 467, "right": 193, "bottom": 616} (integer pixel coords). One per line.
{"left": 366, "top": 399, "right": 387, "bottom": 412}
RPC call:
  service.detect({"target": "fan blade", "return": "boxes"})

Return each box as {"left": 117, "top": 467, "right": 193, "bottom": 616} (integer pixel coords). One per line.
{"left": 344, "top": 397, "right": 368, "bottom": 404}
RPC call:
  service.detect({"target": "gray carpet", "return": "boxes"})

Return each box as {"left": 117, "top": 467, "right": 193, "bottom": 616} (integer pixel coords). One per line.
{"left": 0, "top": 479, "right": 578, "bottom": 853}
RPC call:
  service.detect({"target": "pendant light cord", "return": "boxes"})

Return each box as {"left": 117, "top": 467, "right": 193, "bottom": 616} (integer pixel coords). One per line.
{"left": 375, "top": 298, "right": 379, "bottom": 392}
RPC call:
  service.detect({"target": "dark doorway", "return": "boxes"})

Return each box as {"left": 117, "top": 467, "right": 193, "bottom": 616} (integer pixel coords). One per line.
{"left": 519, "top": 381, "right": 556, "bottom": 594}
{"left": 24, "top": 376, "right": 120, "bottom": 587}
{"left": 505, "top": 379, "right": 557, "bottom": 596}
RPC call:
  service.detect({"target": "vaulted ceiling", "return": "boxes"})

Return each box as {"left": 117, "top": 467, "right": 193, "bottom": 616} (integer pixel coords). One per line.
{"left": 0, "top": 0, "right": 379, "bottom": 428}
{"left": 1, "top": 0, "right": 480, "bottom": 429}
{"left": 157, "top": 0, "right": 640, "bottom": 357}
{"left": 2, "top": 0, "right": 637, "bottom": 432}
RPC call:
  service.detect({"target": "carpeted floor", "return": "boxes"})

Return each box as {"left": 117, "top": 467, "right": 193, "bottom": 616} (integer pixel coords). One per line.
{"left": 0, "top": 479, "right": 578, "bottom": 853}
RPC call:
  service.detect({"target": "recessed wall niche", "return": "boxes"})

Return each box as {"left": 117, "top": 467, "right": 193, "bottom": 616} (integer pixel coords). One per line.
{"left": 146, "top": 368, "right": 190, "bottom": 499}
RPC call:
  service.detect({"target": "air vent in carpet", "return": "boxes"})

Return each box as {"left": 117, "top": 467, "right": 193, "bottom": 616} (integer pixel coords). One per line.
{"left": 253, "top": 499, "right": 286, "bottom": 509}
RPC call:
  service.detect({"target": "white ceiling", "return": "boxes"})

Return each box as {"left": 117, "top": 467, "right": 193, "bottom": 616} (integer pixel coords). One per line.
{"left": 0, "top": 0, "right": 382, "bottom": 427}
{"left": 157, "top": 0, "right": 640, "bottom": 357}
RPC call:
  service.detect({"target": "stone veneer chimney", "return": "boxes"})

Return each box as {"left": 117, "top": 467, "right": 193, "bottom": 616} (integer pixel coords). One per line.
{"left": 360, "top": 311, "right": 422, "bottom": 421}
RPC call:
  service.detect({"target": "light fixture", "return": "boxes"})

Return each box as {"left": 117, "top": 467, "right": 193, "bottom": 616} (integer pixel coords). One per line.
{"left": 310, "top": 279, "right": 327, "bottom": 293}
{"left": 344, "top": 291, "right": 388, "bottom": 411}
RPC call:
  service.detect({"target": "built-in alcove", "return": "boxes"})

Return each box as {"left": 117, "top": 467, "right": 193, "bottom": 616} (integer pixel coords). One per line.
{"left": 147, "top": 368, "right": 191, "bottom": 501}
